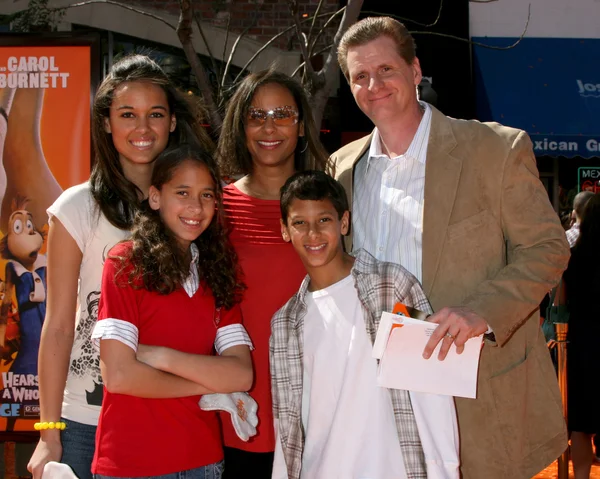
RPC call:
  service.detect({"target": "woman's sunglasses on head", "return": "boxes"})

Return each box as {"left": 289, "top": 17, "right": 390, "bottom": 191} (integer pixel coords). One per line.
{"left": 246, "top": 106, "right": 299, "bottom": 127}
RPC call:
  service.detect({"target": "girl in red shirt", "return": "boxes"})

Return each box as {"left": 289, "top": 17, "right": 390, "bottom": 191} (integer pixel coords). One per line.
{"left": 92, "top": 144, "right": 253, "bottom": 478}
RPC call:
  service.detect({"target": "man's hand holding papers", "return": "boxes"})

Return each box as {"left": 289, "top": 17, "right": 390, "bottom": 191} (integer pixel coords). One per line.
{"left": 373, "top": 311, "right": 483, "bottom": 398}
{"left": 423, "top": 306, "right": 489, "bottom": 359}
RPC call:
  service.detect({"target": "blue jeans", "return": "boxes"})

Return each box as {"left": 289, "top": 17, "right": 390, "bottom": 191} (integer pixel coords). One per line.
{"left": 94, "top": 462, "right": 223, "bottom": 479}
{"left": 60, "top": 418, "right": 97, "bottom": 479}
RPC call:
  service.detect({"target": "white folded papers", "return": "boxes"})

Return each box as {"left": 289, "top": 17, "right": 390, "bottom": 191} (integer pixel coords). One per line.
{"left": 373, "top": 312, "right": 483, "bottom": 398}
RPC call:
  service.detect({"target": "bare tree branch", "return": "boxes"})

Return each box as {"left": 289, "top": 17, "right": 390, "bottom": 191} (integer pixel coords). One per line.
{"left": 230, "top": 10, "right": 338, "bottom": 87}
{"left": 220, "top": 12, "right": 233, "bottom": 90}
{"left": 220, "top": 27, "right": 251, "bottom": 90}
{"left": 307, "top": 0, "right": 326, "bottom": 54}
{"left": 55, "top": 0, "right": 176, "bottom": 30}
{"left": 193, "top": 12, "right": 219, "bottom": 77}
{"left": 308, "top": 7, "right": 345, "bottom": 61}
{"left": 290, "top": 43, "right": 332, "bottom": 78}
{"left": 290, "top": 61, "right": 305, "bottom": 80}
{"left": 410, "top": 32, "right": 521, "bottom": 49}
{"left": 310, "top": 0, "right": 364, "bottom": 129}
{"left": 220, "top": 8, "right": 232, "bottom": 74}
{"left": 410, "top": 3, "right": 530, "bottom": 50}
{"left": 231, "top": 24, "right": 296, "bottom": 86}
{"left": 221, "top": 3, "right": 261, "bottom": 92}
{"left": 177, "top": 0, "right": 222, "bottom": 130}
{"left": 361, "top": 1, "right": 443, "bottom": 29}
{"left": 193, "top": 10, "right": 225, "bottom": 104}
{"left": 288, "top": 0, "right": 315, "bottom": 79}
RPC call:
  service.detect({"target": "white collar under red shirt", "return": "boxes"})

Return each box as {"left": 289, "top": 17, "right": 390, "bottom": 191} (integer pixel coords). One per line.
{"left": 182, "top": 243, "right": 200, "bottom": 298}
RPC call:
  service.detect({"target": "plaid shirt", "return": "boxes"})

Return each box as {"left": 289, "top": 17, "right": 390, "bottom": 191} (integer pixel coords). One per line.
{"left": 270, "top": 249, "right": 433, "bottom": 479}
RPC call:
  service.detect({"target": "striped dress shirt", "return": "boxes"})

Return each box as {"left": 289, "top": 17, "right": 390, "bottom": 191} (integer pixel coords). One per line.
{"left": 353, "top": 102, "right": 432, "bottom": 282}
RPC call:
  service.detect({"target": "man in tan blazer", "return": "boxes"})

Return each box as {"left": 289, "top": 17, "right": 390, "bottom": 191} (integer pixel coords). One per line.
{"left": 332, "top": 17, "right": 570, "bottom": 479}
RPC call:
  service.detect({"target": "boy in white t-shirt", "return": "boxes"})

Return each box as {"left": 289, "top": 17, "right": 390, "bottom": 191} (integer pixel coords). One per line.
{"left": 270, "top": 170, "right": 459, "bottom": 479}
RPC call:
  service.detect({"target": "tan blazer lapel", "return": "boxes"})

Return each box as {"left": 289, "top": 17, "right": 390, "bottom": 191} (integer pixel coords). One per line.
{"left": 337, "top": 133, "right": 372, "bottom": 252}
{"left": 337, "top": 132, "right": 373, "bottom": 211}
{"left": 422, "top": 108, "right": 461, "bottom": 297}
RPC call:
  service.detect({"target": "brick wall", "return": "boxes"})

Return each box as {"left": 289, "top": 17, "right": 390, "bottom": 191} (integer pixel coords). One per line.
{"left": 129, "top": 0, "right": 341, "bottom": 53}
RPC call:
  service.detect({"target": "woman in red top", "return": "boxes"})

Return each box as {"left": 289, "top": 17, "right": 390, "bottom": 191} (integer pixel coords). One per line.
{"left": 217, "top": 70, "right": 330, "bottom": 477}
{"left": 92, "top": 144, "right": 253, "bottom": 478}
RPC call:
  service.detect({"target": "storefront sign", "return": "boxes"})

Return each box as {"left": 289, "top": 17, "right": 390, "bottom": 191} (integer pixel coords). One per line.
{"left": 474, "top": 37, "right": 600, "bottom": 159}
{"left": 532, "top": 135, "right": 600, "bottom": 156}
{"left": 578, "top": 166, "right": 600, "bottom": 193}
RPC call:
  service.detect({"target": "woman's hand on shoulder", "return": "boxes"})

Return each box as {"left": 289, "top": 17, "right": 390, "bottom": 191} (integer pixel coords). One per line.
{"left": 27, "top": 436, "right": 62, "bottom": 479}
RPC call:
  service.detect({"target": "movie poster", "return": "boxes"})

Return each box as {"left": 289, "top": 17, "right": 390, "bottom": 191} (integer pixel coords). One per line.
{"left": 0, "top": 39, "right": 96, "bottom": 433}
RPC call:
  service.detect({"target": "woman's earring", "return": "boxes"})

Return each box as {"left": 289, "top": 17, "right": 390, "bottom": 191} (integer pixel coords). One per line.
{"left": 299, "top": 137, "right": 308, "bottom": 153}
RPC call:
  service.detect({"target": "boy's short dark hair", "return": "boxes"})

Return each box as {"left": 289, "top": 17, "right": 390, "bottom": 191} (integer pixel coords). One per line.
{"left": 280, "top": 170, "right": 349, "bottom": 223}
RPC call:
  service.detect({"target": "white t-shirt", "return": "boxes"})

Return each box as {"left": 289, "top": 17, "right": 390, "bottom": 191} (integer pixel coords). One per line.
{"left": 301, "top": 275, "right": 406, "bottom": 479}
{"left": 272, "top": 274, "right": 460, "bottom": 479}
{"left": 47, "top": 182, "right": 129, "bottom": 426}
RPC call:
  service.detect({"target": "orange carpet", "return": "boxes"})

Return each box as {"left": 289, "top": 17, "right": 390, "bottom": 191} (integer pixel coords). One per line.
{"left": 533, "top": 460, "right": 600, "bottom": 478}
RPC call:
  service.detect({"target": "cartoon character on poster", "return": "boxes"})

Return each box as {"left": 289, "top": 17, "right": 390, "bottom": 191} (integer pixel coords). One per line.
{"left": 0, "top": 83, "right": 57, "bottom": 430}
{"left": 0, "top": 45, "right": 92, "bottom": 432}
{"left": 0, "top": 197, "right": 46, "bottom": 429}
{"left": 0, "top": 196, "right": 47, "bottom": 377}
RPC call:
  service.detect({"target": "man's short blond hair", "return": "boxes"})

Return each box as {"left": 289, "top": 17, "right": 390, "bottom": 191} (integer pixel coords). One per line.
{"left": 337, "top": 17, "right": 417, "bottom": 80}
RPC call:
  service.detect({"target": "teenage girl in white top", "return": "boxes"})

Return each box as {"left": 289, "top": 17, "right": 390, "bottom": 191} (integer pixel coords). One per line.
{"left": 27, "top": 54, "right": 212, "bottom": 479}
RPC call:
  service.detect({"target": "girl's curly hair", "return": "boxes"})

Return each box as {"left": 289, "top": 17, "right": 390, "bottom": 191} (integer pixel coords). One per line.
{"left": 115, "top": 143, "right": 244, "bottom": 309}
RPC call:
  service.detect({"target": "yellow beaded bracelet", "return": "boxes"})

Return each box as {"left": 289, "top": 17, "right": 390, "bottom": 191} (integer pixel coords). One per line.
{"left": 34, "top": 421, "right": 67, "bottom": 431}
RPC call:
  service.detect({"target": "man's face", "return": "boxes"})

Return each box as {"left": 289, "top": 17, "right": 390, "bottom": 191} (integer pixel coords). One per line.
{"left": 346, "top": 35, "right": 422, "bottom": 125}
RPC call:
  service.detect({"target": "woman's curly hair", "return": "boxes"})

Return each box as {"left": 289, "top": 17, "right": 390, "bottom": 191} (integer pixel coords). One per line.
{"left": 114, "top": 143, "right": 244, "bottom": 309}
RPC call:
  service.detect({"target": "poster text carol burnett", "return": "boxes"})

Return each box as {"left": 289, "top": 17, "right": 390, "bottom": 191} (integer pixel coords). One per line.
{"left": 0, "top": 56, "right": 70, "bottom": 88}
{"left": 7, "top": 56, "right": 59, "bottom": 71}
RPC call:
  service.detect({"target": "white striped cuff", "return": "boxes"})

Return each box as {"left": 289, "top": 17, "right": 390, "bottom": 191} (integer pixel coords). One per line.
{"left": 92, "top": 318, "right": 139, "bottom": 352}
{"left": 215, "top": 324, "right": 254, "bottom": 355}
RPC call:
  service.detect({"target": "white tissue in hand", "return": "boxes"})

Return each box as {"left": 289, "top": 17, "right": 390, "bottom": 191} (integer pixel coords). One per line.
{"left": 42, "top": 462, "right": 79, "bottom": 478}
{"left": 200, "top": 392, "right": 258, "bottom": 441}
